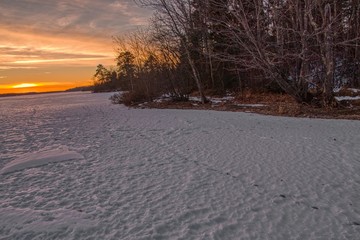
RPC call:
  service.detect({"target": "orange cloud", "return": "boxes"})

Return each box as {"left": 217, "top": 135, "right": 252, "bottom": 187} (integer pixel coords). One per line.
{"left": 0, "top": 27, "right": 115, "bottom": 70}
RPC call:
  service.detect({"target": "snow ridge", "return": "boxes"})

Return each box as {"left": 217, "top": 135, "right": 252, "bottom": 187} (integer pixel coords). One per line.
{"left": 1, "top": 146, "right": 84, "bottom": 175}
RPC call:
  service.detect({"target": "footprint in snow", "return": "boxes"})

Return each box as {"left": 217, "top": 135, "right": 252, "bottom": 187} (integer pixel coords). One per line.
{"left": 273, "top": 195, "right": 287, "bottom": 204}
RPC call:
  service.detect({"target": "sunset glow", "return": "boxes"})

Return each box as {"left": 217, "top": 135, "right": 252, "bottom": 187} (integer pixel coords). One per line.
{"left": 12, "top": 83, "right": 38, "bottom": 89}
{"left": 0, "top": 81, "right": 71, "bottom": 93}
{"left": 0, "top": 0, "right": 152, "bottom": 94}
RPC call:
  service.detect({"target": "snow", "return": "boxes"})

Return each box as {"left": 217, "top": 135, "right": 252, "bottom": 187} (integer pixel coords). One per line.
{"left": 332, "top": 87, "right": 360, "bottom": 93}
{"left": 1, "top": 92, "right": 360, "bottom": 239}
{"left": 333, "top": 87, "right": 341, "bottom": 93}
{"left": 335, "top": 96, "right": 360, "bottom": 101}
{"left": 1, "top": 146, "right": 84, "bottom": 175}
{"left": 236, "top": 103, "right": 266, "bottom": 108}
{"left": 0, "top": 207, "right": 95, "bottom": 234}
{"left": 188, "top": 96, "right": 202, "bottom": 102}
{"left": 349, "top": 88, "right": 360, "bottom": 93}
{"left": 210, "top": 96, "right": 235, "bottom": 104}
{"left": 189, "top": 96, "right": 235, "bottom": 105}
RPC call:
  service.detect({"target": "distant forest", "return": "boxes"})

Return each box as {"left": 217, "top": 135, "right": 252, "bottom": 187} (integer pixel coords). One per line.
{"left": 93, "top": 0, "right": 360, "bottom": 107}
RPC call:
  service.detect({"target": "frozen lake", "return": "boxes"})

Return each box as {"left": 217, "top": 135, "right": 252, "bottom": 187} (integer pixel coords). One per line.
{"left": 0, "top": 92, "right": 359, "bottom": 239}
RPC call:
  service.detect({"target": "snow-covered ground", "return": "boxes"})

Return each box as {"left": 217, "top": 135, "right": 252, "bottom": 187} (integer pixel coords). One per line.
{"left": 0, "top": 92, "right": 359, "bottom": 240}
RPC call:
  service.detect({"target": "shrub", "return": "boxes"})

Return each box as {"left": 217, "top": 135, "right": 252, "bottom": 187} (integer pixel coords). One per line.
{"left": 110, "top": 91, "right": 148, "bottom": 106}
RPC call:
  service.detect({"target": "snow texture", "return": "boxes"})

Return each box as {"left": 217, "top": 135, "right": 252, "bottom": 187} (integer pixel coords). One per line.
{"left": 1, "top": 146, "right": 84, "bottom": 175}
{"left": 0, "top": 92, "right": 360, "bottom": 240}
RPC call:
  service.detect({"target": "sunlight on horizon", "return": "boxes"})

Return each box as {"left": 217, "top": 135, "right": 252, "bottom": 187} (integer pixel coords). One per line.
{"left": 0, "top": 82, "right": 85, "bottom": 94}
{"left": 12, "top": 83, "right": 38, "bottom": 89}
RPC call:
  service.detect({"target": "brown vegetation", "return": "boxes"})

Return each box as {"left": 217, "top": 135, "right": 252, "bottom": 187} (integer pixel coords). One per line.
{"left": 141, "top": 89, "right": 360, "bottom": 120}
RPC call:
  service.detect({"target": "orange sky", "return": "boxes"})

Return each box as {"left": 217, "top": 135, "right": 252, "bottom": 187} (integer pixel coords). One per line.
{"left": 0, "top": 0, "right": 152, "bottom": 94}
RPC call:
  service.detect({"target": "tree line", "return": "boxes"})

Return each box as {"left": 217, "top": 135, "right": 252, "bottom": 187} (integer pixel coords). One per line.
{"left": 93, "top": 0, "right": 360, "bottom": 107}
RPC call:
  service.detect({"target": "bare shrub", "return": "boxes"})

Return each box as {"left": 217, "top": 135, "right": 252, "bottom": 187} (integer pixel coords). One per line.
{"left": 110, "top": 91, "right": 148, "bottom": 106}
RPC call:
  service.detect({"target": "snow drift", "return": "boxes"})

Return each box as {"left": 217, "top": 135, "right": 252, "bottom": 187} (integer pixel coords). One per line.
{"left": 1, "top": 146, "right": 84, "bottom": 175}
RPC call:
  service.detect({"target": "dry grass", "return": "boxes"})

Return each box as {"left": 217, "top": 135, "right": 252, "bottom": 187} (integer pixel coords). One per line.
{"left": 140, "top": 89, "right": 360, "bottom": 120}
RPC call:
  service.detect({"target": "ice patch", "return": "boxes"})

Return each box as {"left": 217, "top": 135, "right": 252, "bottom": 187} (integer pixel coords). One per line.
{"left": 1, "top": 146, "right": 84, "bottom": 175}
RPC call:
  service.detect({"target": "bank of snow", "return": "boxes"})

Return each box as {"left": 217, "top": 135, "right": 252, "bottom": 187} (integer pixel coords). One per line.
{"left": 0, "top": 92, "right": 359, "bottom": 240}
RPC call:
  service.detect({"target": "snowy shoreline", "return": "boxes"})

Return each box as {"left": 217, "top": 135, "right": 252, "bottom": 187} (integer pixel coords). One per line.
{"left": 1, "top": 92, "right": 359, "bottom": 239}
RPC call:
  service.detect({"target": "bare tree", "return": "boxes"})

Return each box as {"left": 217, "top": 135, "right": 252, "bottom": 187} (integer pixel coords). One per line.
{"left": 113, "top": 27, "right": 189, "bottom": 102}
{"left": 137, "top": 0, "right": 209, "bottom": 103}
{"left": 151, "top": 20, "right": 192, "bottom": 99}
{"left": 209, "top": 0, "right": 360, "bottom": 106}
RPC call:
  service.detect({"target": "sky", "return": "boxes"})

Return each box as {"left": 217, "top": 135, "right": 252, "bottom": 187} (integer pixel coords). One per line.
{"left": 0, "top": 0, "right": 153, "bottom": 93}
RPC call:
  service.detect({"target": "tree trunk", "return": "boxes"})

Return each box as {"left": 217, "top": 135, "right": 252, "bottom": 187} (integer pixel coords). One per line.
{"left": 322, "top": 3, "right": 335, "bottom": 107}
{"left": 185, "top": 46, "right": 208, "bottom": 103}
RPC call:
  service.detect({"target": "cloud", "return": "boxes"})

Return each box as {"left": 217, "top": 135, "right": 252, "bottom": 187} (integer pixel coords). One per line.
{"left": 0, "top": 0, "right": 153, "bottom": 90}
{"left": 129, "top": 17, "right": 150, "bottom": 26}
{"left": 110, "top": 1, "right": 129, "bottom": 10}
{"left": 0, "top": 0, "right": 152, "bottom": 38}
{"left": 110, "top": 1, "right": 132, "bottom": 16}
{"left": 12, "top": 57, "right": 110, "bottom": 65}
{"left": 0, "top": 46, "right": 108, "bottom": 60}
{"left": 0, "top": 27, "right": 115, "bottom": 70}
{"left": 0, "top": 66, "right": 38, "bottom": 70}
{"left": 57, "top": 15, "right": 81, "bottom": 27}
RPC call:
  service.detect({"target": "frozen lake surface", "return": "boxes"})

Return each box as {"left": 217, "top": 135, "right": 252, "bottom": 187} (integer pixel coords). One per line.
{"left": 0, "top": 92, "right": 359, "bottom": 239}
